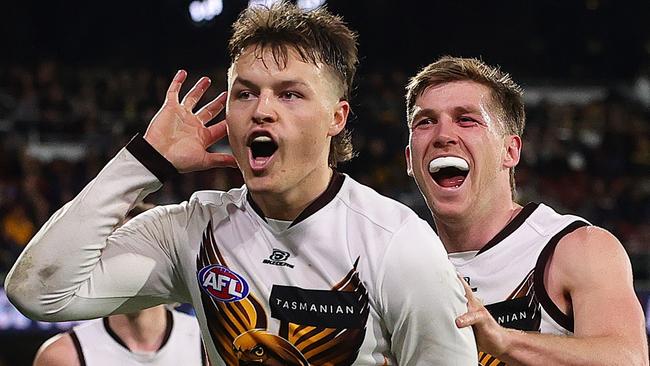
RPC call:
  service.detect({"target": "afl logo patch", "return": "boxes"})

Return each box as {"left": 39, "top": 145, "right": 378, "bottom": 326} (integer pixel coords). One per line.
{"left": 198, "top": 265, "right": 250, "bottom": 302}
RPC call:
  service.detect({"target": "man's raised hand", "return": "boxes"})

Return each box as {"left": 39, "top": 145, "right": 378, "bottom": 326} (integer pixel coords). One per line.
{"left": 143, "top": 70, "right": 237, "bottom": 173}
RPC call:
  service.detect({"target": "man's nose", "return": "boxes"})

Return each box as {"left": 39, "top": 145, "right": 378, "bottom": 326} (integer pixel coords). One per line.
{"left": 252, "top": 91, "right": 277, "bottom": 124}
{"left": 433, "top": 118, "right": 459, "bottom": 148}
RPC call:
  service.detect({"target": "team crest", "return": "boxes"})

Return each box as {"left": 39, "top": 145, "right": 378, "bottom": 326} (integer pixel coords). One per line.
{"left": 198, "top": 264, "right": 250, "bottom": 302}
{"left": 198, "top": 221, "right": 368, "bottom": 365}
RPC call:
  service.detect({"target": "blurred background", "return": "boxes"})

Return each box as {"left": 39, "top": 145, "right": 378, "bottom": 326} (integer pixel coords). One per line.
{"left": 1, "top": 0, "right": 649, "bottom": 364}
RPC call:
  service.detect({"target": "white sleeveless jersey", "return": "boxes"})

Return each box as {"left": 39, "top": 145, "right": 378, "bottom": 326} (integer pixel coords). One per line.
{"left": 70, "top": 309, "right": 205, "bottom": 366}
{"left": 448, "top": 203, "right": 590, "bottom": 365}
{"left": 9, "top": 137, "right": 477, "bottom": 365}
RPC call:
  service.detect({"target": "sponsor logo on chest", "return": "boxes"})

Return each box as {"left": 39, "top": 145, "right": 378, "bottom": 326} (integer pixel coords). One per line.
{"left": 485, "top": 295, "right": 540, "bottom": 331}
{"left": 197, "top": 264, "right": 250, "bottom": 302}
{"left": 262, "top": 248, "right": 295, "bottom": 268}
{"left": 270, "top": 285, "right": 367, "bottom": 328}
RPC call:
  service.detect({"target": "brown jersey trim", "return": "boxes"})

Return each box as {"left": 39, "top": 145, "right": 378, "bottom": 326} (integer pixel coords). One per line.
{"left": 196, "top": 223, "right": 269, "bottom": 364}
{"left": 477, "top": 202, "right": 539, "bottom": 255}
{"left": 246, "top": 191, "right": 266, "bottom": 222}
{"left": 290, "top": 172, "right": 345, "bottom": 227}
{"left": 125, "top": 133, "right": 179, "bottom": 183}
{"left": 102, "top": 309, "right": 173, "bottom": 353}
{"left": 69, "top": 330, "right": 87, "bottom": 366}
{"left": 246, "top": 171, "right": 345, "bottom": 227}
{"left": 533, "top": 220, "right": 589, "bottom": 332}
{"left": 103, "top": 317, "right": 129, "bottom": 350}
{"left": 158, "top": 309, "right": 174, "bottom": 351}
{"left": 200, "top": 340, "right": 208, "bottom": 366}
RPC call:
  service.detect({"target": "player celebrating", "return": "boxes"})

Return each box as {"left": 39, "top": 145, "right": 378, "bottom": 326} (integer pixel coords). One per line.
{"left": 404, "top": 56, "right": 648, "bottom": 365}
{"left": 6, "top": 4, "right": 476, "bottom": 365}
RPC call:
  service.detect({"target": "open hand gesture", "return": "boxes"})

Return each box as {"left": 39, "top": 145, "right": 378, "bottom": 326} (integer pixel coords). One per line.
{"left": 143, "top": 70, "right": 237, "bottom": 173}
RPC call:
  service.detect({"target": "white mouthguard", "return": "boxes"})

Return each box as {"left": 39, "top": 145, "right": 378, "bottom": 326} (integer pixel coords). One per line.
{"left": 429, "top": 156, "right": 469, "bottom": 173}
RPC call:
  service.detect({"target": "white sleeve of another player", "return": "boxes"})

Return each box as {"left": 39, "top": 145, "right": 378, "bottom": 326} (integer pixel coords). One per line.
{"left": 4, "top": 147, "right": 185, "bottom": 321}
{"left": 377, "top": 216, "right": 477, "bottom": 365}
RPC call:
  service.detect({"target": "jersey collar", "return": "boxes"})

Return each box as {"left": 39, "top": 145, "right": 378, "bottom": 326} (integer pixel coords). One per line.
{"left": 476, "top": 202, "right": 539, "bottom": 255}
{"left": 246, "top": 171, "right": 346, "bottom": 228}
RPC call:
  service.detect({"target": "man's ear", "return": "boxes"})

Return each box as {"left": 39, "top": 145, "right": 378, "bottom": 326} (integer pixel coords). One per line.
{"left": 503, "top": 135, "right": 522, "bottom": 169}
{"left": 328, "top": 100, "right": 350, "bottom": 136}
{"left": 405, "top": 145, "right": 414, "bottom": 177}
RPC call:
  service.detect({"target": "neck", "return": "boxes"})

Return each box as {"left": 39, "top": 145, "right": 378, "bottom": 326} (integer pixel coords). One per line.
{"left": 435, "top": 195, "right": 522, "bottom": 253}
{"left": 251, "top": 167, "right": 334, "bottom": 221}
{"left": 107, "top": 305, "right": 169, "bottom": 353}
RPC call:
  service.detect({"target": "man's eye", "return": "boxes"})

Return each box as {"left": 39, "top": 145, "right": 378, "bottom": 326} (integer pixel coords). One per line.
{"left": 459, "top": 116, "right": 477, "bottom": 125}
{"left": 280, "top": 91, "right": 301, "bottom": 100}
{"left": 414, "top": 118, "right": 434, "bottom": 128}
{"left": 237, "top": 91, "right": 255, "bottom": 100}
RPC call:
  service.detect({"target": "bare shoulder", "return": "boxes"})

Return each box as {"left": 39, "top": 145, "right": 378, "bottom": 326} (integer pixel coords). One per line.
{"left": 552, "top": 225, "right": 633, "bottom": 289}
{"left": 555, "top": 225, "right": 629, "bottom": 266}
{"left": 561, "top": 225, "right": 621, "bottom": 246}
{"left": 548, "top": 222, "right": 647, "bottom": 363}
{"left": 33, "top": 333, "right": 80, "bottom": 366}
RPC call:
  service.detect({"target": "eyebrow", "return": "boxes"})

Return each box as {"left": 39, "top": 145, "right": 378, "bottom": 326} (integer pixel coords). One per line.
{"left": 409, "top": 105, "right": 485, "bottom": 126}
{"left": 452, "top": 105, "right": 483, "bottom": 115}
{"left": 231, "top": 77, "right": 312, "bottom": 91}
{"left": 410, "top": 107, "right": 434, "bottom": 124}
{"left": 412, "top": 105, "right": 483, "bottom": 118}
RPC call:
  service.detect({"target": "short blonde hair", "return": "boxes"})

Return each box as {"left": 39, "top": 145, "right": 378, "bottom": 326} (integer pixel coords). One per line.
{"left": 406, "top": 56, "right": 526, "bottom": 195}
{"left": 406, "top": 56, "right": 525, "bottom": 136}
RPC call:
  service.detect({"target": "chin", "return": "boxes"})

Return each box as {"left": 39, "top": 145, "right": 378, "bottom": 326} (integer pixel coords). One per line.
{"left": 245, "top": 177, "right": 276, "bottom": 194}
{"left": 243, "top": 171, "right": 272, "bottom": 189}
{"left": 428, "top": 197, "right": 470, "bottom": 223}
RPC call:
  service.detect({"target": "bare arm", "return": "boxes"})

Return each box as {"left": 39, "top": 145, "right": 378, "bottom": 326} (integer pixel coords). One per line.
{"left": 33, "top": 333, "right": 81, "bottom": 366}
{"left": 456, "top": 226, "right": 648, "bottom": 366}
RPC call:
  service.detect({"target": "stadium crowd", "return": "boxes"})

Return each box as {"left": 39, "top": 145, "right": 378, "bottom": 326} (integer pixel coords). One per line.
{"left": 0, "top": 61, "right": 648, "bottom": 284}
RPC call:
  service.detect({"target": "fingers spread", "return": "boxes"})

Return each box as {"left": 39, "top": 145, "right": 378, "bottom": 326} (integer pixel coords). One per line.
{"left": 205, "top": 120, "right": 229, "bottom": 147}
{"left": 181, "top": 77, "right": 211, "bottom": 111}
{"left": 196, "top": 92, "right": 227, "bottom": 125}
{"left": 166, "top": 70, "right": 187, "bottom": 103}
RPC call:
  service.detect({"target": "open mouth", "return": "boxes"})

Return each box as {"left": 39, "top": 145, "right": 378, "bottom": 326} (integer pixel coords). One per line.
{"left": 250, "top": 136, "right": 278, "bottom": 158}
{"left": 247, "top": 132, "right": 278, "bottom": 170}
{"left": 428, "top": 156, "right": 469, "bottom": 188}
